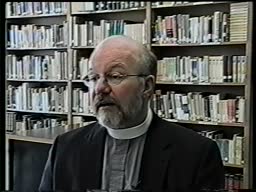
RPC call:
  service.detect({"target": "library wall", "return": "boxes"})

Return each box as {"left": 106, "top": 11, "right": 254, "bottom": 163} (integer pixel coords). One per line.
{"left": 4, "top": 1, "right": 254, "bottom": 191}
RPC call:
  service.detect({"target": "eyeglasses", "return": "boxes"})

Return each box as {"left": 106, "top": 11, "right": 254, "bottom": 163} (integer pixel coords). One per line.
{"left": 83, "top": 73, "right": 149, "bottom": 88}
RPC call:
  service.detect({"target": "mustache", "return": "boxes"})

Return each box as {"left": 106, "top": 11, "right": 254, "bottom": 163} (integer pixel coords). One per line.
{"left": 94, "top": 95, "right": 119, "bottom": 110}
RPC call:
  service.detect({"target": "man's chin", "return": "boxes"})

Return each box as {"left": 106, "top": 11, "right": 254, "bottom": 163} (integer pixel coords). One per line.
{"left": 96, "top": 110, "right": 123, "bottom": 128}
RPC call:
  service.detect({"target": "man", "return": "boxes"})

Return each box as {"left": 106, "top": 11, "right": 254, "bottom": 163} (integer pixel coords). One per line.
{"left": 39, "top": 35, "right": 225, "bottom": 192}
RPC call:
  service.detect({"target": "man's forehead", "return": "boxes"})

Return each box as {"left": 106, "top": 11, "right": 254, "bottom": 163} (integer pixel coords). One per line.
{"left": 90, "top": 47, "right": 138, "bottom": 65}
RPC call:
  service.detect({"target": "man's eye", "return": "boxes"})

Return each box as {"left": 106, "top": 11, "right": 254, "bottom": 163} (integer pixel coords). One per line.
{"left": 109, "top": 74, "right": 124, "bottom": 80}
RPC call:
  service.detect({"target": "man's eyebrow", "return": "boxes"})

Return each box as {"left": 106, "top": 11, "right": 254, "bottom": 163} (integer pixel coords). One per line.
{"left": 108, "top": 63, "right": 126, "bottom": 70}
{"left": 87, "top": 63, "right": 127, "bottom": 74}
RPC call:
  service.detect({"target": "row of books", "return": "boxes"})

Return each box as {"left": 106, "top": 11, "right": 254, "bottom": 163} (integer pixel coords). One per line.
{"left": 73, "top": 55, "right": 89, "bottom": 80}
{"left": 152, "top": 90, "right": 245, "bottom": 123}
{"left": 72, "top": 89, "right": 92, "bottom": 114}
{"left": 73, "top": 19, "right": 146, "bottom": 46}
{"left": 199, "top": 130, "right": 244, "bottom": 165}
{"left": 8, "top": 23, "right": 68, "bottom": 48}
{"left": 230, "top": 2, "right": 248, "bottom": 42}
{"left": 225, "top": 173, "right": 243, "bottom": 190}
{"left": 6, "top": 112, "right": 93, "bottom": 131}
{"left": 72, "top": 2, "right": 146, "bottom": 13}
{"left": 6, "top": 112, "right": 16, "bottom": 132}
{"left": 157, "top": 55, "right": 246, "bottom": 83}
{"left": 7, "top": 84, "right": 68, "bottom": 113}
{"left": 6, "top": 2, "right": 67, "bottom": 17}
{"left": 152, "top": 11, "right": 229, "bottom": 44}
{"left": 9, "top": 114, "right": 67, "bottom": 132}
{"left": 6, "top": 52, "right": 68, "bottom": 80}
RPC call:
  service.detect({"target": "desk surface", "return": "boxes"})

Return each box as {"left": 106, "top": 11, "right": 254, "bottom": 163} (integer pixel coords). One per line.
{"left": 6, "top": 122, "right": 95, "bottom": 144}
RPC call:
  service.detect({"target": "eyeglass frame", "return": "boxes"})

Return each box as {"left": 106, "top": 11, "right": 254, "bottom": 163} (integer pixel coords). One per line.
{"left": 82, "top": 73, "right": 150, "bottom": 88}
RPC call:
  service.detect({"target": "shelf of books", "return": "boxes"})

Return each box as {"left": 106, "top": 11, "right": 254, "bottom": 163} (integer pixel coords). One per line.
{"left": 5, "top": 1, "right": 254, "bottom": 190}
{"left": 5, "top": 2, "right": 71, "bottom": 134}
{"left": 149, "top": 1, "right": 253, "bottom": 190}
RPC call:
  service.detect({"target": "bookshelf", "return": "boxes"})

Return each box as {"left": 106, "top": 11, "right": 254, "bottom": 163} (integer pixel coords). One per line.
{"left": 5, "top": 1, "right": 254, "bottom": 190}
{"left": 149, "top": 2, "right": 253, "bottom": 190}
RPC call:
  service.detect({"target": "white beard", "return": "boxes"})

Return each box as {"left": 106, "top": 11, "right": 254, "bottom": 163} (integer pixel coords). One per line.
{"left": 97, "top": 106, "right": 123, "bottom": 129}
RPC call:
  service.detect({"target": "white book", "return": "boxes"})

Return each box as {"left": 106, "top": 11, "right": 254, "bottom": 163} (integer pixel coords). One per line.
{"left": 19, "top": 86, "right": 23, "bottom": 110}
{"left": 45, "top": 88, "right": 49, "bottom": 112}
{"left": 50, "top": 87, "right": 55, "bottom": 111}
{"left": 237, "top": 97, "right": 245, "bottom": 123}
{"left": 27, "top": 87, "right": 31, "bottom": 110}
{"left": 228, "top": 139, "right": 235, "bottom": 164}
{"left": 240, "top": 56, "right": 246, "bottom": 82}
{"left": 42, "top": 91, "right": 46, "bottom": 112}
{"left": 237, "top": 56, "right": 242, "bottom": 82}
{"left": 12, "top": 55, "right": 17, "bottom": 79}
{"left": 175, "top": 94, "right": 183, "bottom": 120}
{"left": 85, "top": 2, "right": 95, "bottom": 11}
{"left": 19, "top": 60, "right": 23, "bottom": 79}
{"left": 223, "top": 100, "right": 228, "bottom": 123}
{"left": 80, "top": 24, "right": 84, "bottom": 47}
{"left": 199, "top": 16, "right": 204, "bottom": 43}
{"left": 72, "top": 2, "right": 84, "bottom": 13}
{"left": 219, "top": 56, "right": 224, "bottom": 83}
{"left": 198, "top": 57, "right": 203, "bottom": 82}
{"left": 204, "top": 56, "right": 209, "bottom": 82}
{"left": 234, "top": 135, "right": 243, "bottom": 165}
{"left": 64, "top": 87, "right": 68, "bottom": 112}
{"left": 199, "top": 94, "right": 204, "bottom": 120}
{"left": 84, "top": 92, "right": 89, "bottom": 114}
{"left": 74, "top": 23, "right": 79, "bottom": 46}
{"left": 6, "top": 2, "right": 11, "bottom": 17}
{"left": 14, "top": 25, "right": 19, "bottom": 48}
{"left": 72, "top": 89, "right": 77, "bottom": 112}
{"left": 79, "top": 89, "right": 83, "bottom": 113}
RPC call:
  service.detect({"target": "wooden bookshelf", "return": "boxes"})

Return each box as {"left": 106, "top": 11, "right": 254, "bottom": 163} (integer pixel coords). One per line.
{"left": 164, "top": 119, "right": 244, "bottom": 127}
{"left": 151, "top": 1, "right": 231, "bottom": 9}
{"left": 72, "top": 80, "right": 85, "bottom": 83}
{"left": 7, "top": 79, "right": 68, "bottom": 83}
{"left": 156, "top": 81, "right": 245, "bottom": 86}
{"left": 5, "top": 1, "right": 254, "bottom": 190}
{"left": 71, "top": 7, "right": 146, "bottom": 15}
{"left": 151, "top": 41, "right": 247, "bottom": 47}
{"left": 71, "top": 46, "right": 95, "bottom": 49}
{"left": 6, "top": 13, "right": 67, "bottom": 19}
{"left": 6, "top": 121, "right": 95, "bottom": 144}
{"left": 224, "top": 163, "right": 244, "bottom": 169}
{"left": 72, "top": 113, "right": 95, "bottom": 117}
{"left": 7, "top": 109, "right": 68, "bottom": 115}
{"left": 6, "top": 47, "right": 67, "bottom": 51}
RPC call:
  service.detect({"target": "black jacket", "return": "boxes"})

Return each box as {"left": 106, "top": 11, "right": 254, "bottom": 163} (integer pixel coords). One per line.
{"left": 39, "top": 114, "right": 225, "bottom": 192}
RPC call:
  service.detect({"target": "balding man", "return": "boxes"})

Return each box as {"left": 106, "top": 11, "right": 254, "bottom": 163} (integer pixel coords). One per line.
{"left": 39, "top": 35, "right": 225, "bottom": 192}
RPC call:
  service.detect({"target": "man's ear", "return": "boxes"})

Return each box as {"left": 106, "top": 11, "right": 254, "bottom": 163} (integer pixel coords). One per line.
{"left": 143, "top": 75, "right": 155, "bottom": 98}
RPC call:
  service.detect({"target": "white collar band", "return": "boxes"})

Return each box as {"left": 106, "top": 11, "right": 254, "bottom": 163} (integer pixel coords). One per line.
{"left": 105, "top": 107, "right": 153, "bottom": 140}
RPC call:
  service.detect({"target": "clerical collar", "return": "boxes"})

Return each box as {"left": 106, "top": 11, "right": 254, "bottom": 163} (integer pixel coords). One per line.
{"left": 104, "top": 106, "right": 153, "bottom": 140}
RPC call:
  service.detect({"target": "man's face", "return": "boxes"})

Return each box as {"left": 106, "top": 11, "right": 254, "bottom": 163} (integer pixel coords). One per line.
{"left": 88, "top": 46, "right": 147, "bottom": 129}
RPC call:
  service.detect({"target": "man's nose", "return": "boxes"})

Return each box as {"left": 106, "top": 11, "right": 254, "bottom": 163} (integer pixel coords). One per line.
{"left": 94, "top": 77, "right": 111, "bottom": 95}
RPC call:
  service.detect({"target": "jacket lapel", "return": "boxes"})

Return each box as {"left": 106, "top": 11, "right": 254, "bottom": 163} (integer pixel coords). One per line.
{"left": 139, "top": 114, "right": 176, "bottom": 191}
{"left": 73, "top": 123, "right": 106, "bottom": 190}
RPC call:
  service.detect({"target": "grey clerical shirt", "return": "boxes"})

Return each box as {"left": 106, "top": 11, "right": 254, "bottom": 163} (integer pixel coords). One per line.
{"left": 101, "top": 107, "right": 153, "bottom": 191}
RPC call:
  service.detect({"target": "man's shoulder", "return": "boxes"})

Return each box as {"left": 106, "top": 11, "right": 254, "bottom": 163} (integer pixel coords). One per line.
{"left": 155, "top": 116, "right": 215, "bottom": 147}
{"left": 56, "top": 121, "right": 100, "bottom": 144}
